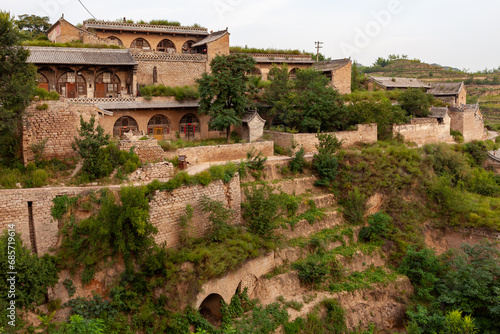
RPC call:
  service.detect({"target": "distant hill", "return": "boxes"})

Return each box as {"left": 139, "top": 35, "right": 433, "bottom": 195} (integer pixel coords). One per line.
{"left": 364, "top": 59, "right": 467, "bottom": 81}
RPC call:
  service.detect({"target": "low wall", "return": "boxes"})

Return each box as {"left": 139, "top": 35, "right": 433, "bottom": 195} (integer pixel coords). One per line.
{"left": 164, "top": 141, "right": 274, "bottom": 163}
{"left": 393, "top": 118, "right": 453, "bottom": 146}
{"left": 264, "top": 124, "right": 377, "bottom": 153}
{"left": 0, "top": 176, "right": 241, "bottom": 254}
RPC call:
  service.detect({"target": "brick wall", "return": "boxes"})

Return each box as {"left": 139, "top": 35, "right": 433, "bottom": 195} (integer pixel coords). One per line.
{"left": 393, "top": 118, "right": 453, "bottom": 145}
{"left": 22, "top": 101, "right": 96, "bottom": 164}
{"left": 135, "top": 58, "right": 207, "bottom": 87}
{"left": 149, "top": 176, "right": 241, "bottom": 248}
{"left": 449, "top": 107, "right": 486, "bottom": 142}
{"left": 164, "top": 141, "right": 274, "bottom": 163}
{"left": 118, "top": 139, "right": 167, "bottom": 163}
{"left": 0, "top": 176, "right": 241, "bottom": 254}
{"left": 264, "top": 124, "right": 377, "bottom": 153}
{"left": 332, "top": 61, "right": 352, "bottom": 95}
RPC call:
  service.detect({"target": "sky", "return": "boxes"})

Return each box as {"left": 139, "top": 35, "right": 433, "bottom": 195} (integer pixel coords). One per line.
{"left": 3, "top": 0, "right": 499, "bottom": 72}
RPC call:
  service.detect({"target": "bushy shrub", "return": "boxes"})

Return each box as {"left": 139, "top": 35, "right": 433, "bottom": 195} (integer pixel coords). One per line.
{"left": 196, "top": 170, "right": 213, "bottom": 186}
{"left": 313, "top": 133, "right": 342, "bottom": 187}
{"left": 31, "top": 168, "right": 48, "bottom": 187}
{"left": 358, "top": 212, "right": 393, "bottom": 244}
{"left": 292, "top": 255, "right": 329, "bottom": 288}
{"left": 340, "top": 187, "right": 367, "bottom": 225}
{"left": 289, "top": 147, "right": 306, "bottom": 174}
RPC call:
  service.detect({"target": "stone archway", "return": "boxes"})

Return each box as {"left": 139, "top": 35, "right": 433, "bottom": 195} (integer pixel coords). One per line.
{"left": 236, "top": 273, "right": 258, "bottom": 296}
{"left": 113, "top": 116, "right": 139, "bottom": 138}
{"left": 199, "top": 293, "right": 224, "bottom": 326}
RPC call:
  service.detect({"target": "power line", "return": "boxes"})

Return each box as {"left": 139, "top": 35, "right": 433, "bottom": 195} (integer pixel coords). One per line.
{"left": 77, "top": 0, "right": 97, "bottom": 20}
{"left": 315, "top": 41, "right": 323, "bottom": 62}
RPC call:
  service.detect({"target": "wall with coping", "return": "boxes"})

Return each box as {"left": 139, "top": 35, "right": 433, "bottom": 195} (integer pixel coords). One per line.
{"left": 393, "top": 117, "right": 453, "bottom": 146}
{"left": 264, "top": 124, "right": 377, "bottom": 153}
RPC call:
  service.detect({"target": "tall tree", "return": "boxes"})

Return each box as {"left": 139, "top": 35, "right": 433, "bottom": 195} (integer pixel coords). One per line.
{"left": 398, "top": 88, "right": 433, "bottom": 118}
{"left": 266, "top": 67, "right": 347, "bottom": 133}
{"left": 197, "top": 53, "right": 256, "bottom": 142}
{"left": 16, "top": 14, "right": 51, "bottom": 40}
{"left": 263, "top": 64, "right": 292, "bottom": 116}
{"left": 0, "top": 11, "right": 36, "bottom": 163}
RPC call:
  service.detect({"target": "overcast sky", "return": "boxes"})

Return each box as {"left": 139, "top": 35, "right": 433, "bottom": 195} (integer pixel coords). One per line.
{"left": 3, "top": 0, "right": 498, "bottom": 72}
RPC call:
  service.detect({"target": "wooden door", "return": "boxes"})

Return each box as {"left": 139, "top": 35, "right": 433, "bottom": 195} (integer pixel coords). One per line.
{"left": 95, "top": 83, "right": 106, "bottom": 98}
{"left": 154, "top": 128, "right": 163, "bottom": 141}
{"left": 66, "top": 83, "right": 76, "bottom": 98}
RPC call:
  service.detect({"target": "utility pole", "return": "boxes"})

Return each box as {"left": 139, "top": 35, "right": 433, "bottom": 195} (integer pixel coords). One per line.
{"left": 315, "top": 41, "right": 323, "bottom": 62}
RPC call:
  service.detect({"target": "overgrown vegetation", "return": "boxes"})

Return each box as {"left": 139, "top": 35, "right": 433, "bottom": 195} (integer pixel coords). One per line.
{"left": 139, "top": 85, "right": 199, "bottom": 101}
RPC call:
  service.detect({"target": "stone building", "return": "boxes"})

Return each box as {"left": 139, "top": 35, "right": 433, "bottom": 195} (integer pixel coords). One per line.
{"left": 240, "top": 111, "right": 266, "bottom": 143}
{"left": 427, "top": 82, "right": 466, "bottom": 107}
{"left": 28, "top": 46, "right": 137, "bottom": 98}
{"left": 448, "top": 103, "right": 487, "bottom": 142}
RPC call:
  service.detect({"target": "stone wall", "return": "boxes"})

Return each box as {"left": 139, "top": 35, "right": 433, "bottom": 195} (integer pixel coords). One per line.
{"left": 129, "top": 161, "right": 175, "bottom": 182}
{"left": 164, "top": 141, "right": 274, "bottom": 163}
{"left": 135, "top": 56, "right": 207, "bottom": 87}
{"left": 149, "top": 176, "right": 241, "bottom": 248}
{"left": 0, "top": 176, "right": 241, "bottom": 254}
{"left": 22, "top": 101, "right": 96, "bottom": 164}
{"left": 264, "top": 124, "right": 378, "bottom": 153}
{"left": 118, "top": 139, "right": 167, "bottom": 163}
{"left": 393, "top": 118, "right": 453, "bottom": 146}
{"left": 331, "top": 61, "right": 352, "bottom": 95}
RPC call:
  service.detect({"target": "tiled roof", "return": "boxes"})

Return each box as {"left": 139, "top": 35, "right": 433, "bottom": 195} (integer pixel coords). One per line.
{"left": 313, "top": 58, "right": 351, "bottom": 71}
{"left": 26, "top": 47, "right": 137, "bottom": 66}
{"left": 369, "top": 76, "right": 431, "bottom": 89}
{"left": 83, "top": 20, "right": 209, "bottom": 35}
{"left": 429, "top": 107, "right": 449, "bottom": 118}
{"left": 428, "top": 82, "right": 464, "bottom": 96}
{"left": 97, "top": 100, "right": 199, "bottom": 110}
{"left": 241, "top": 111, "right": 266, "bottom": 123}
{"left": 192, "top": 30, "right": 229, "bottom": 47}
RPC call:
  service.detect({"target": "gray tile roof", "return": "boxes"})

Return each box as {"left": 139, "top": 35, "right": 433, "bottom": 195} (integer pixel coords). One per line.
{"left": 429, "top": 107, "right": 449, "bottom": 118}
{"left": 98, "top": 100, "right": 200, "bottom": 110}
{"left": 84, "top": 21, "right": 209, "bottom": 36}
{"left": 428, "top": 82, "right": 464, "bottom": 96}
{"left": 192, "top": 30, "right": 229, "bottom": 47}
{"left": 26, "top": 46, "right": 137, "bottom": 66}
{"left": 369, "top": 76, "right": 431, "bottom": 89}
{"left": 313, "top": 58, "right": 351, "bottom": 71}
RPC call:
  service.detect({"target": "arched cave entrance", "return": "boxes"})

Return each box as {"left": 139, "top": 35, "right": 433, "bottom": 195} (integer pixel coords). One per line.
{"left": 199, "top": 293, "right": 223, "bottom": 327}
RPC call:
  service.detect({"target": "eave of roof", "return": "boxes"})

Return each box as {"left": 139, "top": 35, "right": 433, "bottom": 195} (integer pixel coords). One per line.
{"left": 191, "top": 30, "right": 229, "bottom": 47}
{"left": 26, "top": 46, "right": 137, "bottom": 66}
{"left": 97, "top": 100, "right": 200, "bottom": 110}
{"left": 84, "top": 21, "right": 209, "bottom": 36}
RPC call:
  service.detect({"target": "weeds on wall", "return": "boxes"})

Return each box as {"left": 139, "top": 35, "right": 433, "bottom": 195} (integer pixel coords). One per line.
{"left": 140, "top": 85, "right": 199, "bottom": 101}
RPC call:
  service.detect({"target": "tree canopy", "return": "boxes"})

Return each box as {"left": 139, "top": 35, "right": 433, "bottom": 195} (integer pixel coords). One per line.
{"left": 0, "top": 11, "right": 36, "bottom": 163}
{"left": 398, "top": 88, "right": 433, "bottom": 118}
{"left": 16, "top": 14, "right": 51, "bottom": 40}
{"left": 197, "top": 53, "right": 257, "bottom": 141}
{"left": 265, "top": 66, "right": 347, "bottom": 133}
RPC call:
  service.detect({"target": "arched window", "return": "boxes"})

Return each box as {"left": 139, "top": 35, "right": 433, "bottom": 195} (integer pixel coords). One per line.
{"left": 130, "top": 38, "right": 151, "bottom": 50}
{"left": 94, "top": 72, "right": 121, "bottom": 98}
{"left": 199, "top": 294, "right": 223, "bottom": 326}
{"left": 289, "top": 68, "right": 300, "bottom": 79}
{"left": 147, "top": 114, "right": 171, "bottom": 140}
{"left": 107, "top": 36, "right": 123, "bottom": 46}
{"left": 182, "top": 40, "right": 196, "bottom": 54}
{"left": 57, "top": 72, "right": 86, "bottom": 98}
{"left": 113, "top": 116, "right": 139, "bottom": 138}
{"left": 248, "top": 68, "right": 263, "bottom": 77}
{"left": 179, "top": 113, "right": 200, "bottom": 140}
{"left": 157, "top": 39, "right": 176, "bottom": 53}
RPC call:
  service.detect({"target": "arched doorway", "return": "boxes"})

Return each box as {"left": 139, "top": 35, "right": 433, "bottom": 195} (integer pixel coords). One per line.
{"left": 289, "top": 68, "right": 300, "bottom": 79}
{"left": 107, "top": 36, "right": 124, "bottom": 46}
{"left": 37, "top": 73, "right": 49, "bottom": 92}
{"left": 182, "top": 40, "right": 196, "bottom": 54}
{"left": 113, "top": 116, "right": 139, "bottom": 138}
{"left": 179, "top": 113, "right": 200, "bottom": 140}
{"left": 57, "top": 72, "right": 86, "bottom": 98}
{"left": 236, "top": 274, "right": 258, "bottom": 296}
{"left": 248, "top": 68, "right": 263, "bottom": 77}
{"left": 199, "top": 294, "right": 223, "bottom": 327}
{"left": 130, "top": 38, "right": 151, "bottom": 51}
{"left": 147, "top": 114, "right": 170, "bottom": 140}
{"left": 157, "top": 39, "right": 176, "bottom": 53}
{"left": 94, "top": 72, "right": 121, "bottom": 98}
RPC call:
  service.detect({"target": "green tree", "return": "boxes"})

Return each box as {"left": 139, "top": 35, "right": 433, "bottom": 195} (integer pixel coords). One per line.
{"left": 0, "top": 11, "right": 36, "bottom": 163}
{"left": 197, "top": 53, "right": 257, "bottom": 142}
{"left": 72, "top": 115, "right": 111, "bottom": 180}
{"left": 263, "top": 64, "right": 291, "bottom": 116}
{"left": 267, "top": 68, "right": 347, "bottom": 133}
{"left": 16, "top": 14, "right": 51, "bottom": 40}
{"left": 313, "top": 133, "right": 342, "bottom": 187}
{"left": 398, "top": 88, "right": 432, "bottom": 118}
{"left": 347, "top": 99, "right": 408, "bottom": 140}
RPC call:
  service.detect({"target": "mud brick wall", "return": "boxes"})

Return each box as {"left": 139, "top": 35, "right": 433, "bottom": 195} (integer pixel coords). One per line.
{"left": 22, "top": 101, "right": 96, "bottom": 164}
{"left": 393, "top": 118, "right": 452, "bottom": 145}
{"left": 149, "top": 176, "right": 241, "bottom": 248}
